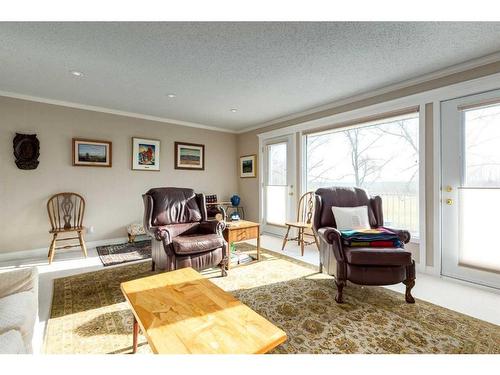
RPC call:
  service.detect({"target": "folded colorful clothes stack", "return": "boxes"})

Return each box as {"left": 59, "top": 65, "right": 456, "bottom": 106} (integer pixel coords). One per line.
{"left": 339, "top": 227, "right": 402, "bottom": 248}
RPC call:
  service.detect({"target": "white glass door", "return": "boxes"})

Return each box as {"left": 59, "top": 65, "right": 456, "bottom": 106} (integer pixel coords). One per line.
{"left": 262, "top": 135, "right": 296, "bottom": 236}
{"left": 441, "top": 89, "right": 500, "bottom": 289}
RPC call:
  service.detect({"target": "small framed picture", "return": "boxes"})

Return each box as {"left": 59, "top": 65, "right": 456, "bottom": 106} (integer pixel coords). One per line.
{"left": 131, "top": 137, "right": 160, "bottom": 171}
{"left": 240, "top": 154, "right": 257, "bottom": 178}
{"left": 174, "top": 142, "right": 205, "bottom": 170}
{"left": 72, "top": 138, "right": 112, "bottom": 167}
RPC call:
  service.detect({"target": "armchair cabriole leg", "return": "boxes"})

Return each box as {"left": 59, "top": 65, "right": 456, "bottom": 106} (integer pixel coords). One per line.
{"left": 151, "top": 260, "right": 156, "bottom": 272}
{"left": 334, "top": 280, "right": 345, "bottom": 304}
{"left": 403, "top": 278, "right": 416, "bottom": 304}
{"left": 220, "top": 256, "right": 228, "bottom": 277}
{"left": 319, "top": 262, "right": 323, "bottom": 273}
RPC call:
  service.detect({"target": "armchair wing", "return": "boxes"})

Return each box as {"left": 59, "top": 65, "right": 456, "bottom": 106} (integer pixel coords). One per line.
{"left": 370, "top": 194, "right": 411, "bottom": 244}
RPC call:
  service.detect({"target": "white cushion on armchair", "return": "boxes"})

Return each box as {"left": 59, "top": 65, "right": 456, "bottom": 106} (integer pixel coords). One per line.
{"left": 331, "top": 205, "right": 371, "bottom": 230}
{"left": 0, "top": 330, "right": 26, "bottom": 354}
{"left": 0, "top": 291, "right": 37, "bottom": 352}
{"left": 0, "top": 267, "right": 38, "bottom": 354}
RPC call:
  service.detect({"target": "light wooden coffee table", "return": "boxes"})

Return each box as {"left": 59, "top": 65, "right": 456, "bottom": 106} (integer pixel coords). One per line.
{"left": 120, "top": 267, "right": 286, "bottom": 354}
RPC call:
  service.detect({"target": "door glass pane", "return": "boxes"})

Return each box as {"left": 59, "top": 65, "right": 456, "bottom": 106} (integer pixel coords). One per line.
{"left": 266, "top": 142, "right": 288, "bottom": 225}
{"left": 464, "top": 104, "right": 500, "bottom": 187}
{"left": 459, "top": 188, "right": 500, "bottom": 272}
{"left": 459, "top": 103, "right": 500, "bottom": 273}
{"left": 266, "top": 186, "right": 287, "bottom": 225}
{"left": 268, "top": 143, "right": 287, "bottom": 186}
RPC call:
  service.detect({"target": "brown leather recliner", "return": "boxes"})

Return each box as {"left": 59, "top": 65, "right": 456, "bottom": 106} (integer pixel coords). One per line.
{"left": 313, "top": 187, "right": 416, "bottom": 304}
{"left": 143, "top": 187, "right": 228, "bottom": 276}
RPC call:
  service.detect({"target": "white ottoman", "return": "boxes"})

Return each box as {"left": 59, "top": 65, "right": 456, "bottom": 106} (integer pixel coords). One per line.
{"left": 127, "top": 223, "right": 146, "bottom": 243}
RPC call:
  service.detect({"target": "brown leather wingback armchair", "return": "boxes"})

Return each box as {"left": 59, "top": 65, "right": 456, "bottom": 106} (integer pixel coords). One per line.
{"left": 143, "top": 187, "right": 228, "bottom": 276}
{"left": 313, "top": 187, "right": 416, "bottom": 304}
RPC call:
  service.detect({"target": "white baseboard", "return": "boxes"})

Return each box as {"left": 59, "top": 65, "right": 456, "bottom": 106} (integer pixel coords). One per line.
{"left": 0, "top": 236, "right": 131, "bottom": 263}
{"left": 418, "top": 263, "right": 441, "bottom": 276}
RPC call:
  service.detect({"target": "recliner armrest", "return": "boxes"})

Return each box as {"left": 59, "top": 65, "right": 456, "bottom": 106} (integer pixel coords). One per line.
{"left": 385, "top": 227, "right": 411, "bottom": 244}
{"left": 317, "top": 226, "right": 342, "bottom": 244}
{"left": 199, "top": 220, "right": 226, "bottom": 235}
{"left": 151, "top": 225, "right": 173, "bottom": 243}
{"left": 317, "top": 226, "right": 345, "bottom": 261}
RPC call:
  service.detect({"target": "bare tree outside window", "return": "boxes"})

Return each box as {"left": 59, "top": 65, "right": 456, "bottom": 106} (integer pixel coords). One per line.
{"left": 306, "top": 115, "right": 419, "bottom": 234}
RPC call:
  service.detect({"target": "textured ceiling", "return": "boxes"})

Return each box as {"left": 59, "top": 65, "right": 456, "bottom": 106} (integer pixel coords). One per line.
{"left": 1, "top": 22, "right": 500, "bottom": 131}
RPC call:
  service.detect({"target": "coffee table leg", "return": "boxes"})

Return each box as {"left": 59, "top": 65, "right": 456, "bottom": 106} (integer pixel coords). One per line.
{"left": 132, "top": 316, "right": 138, "bottom": 354}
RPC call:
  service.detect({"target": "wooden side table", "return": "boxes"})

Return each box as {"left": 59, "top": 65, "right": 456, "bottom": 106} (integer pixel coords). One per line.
{"left": 223, "top": 220, "right": 260, "bottom": 269}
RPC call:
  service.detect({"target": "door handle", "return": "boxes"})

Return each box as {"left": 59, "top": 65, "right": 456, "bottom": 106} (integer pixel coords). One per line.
{"left": 446, "top": 198, "right": 453, "bottom": 205}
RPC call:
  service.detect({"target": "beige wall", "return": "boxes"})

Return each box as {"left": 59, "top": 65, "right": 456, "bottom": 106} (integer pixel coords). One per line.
{"left": 236, "top": 61, "right": 500, "bottom": 267}
{"left": 0, "top": 96, "right": 238, "bottom": 253}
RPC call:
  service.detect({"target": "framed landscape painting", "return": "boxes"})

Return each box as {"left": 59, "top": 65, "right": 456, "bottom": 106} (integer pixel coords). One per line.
{"left": 174, "top": 142, "right": 205, "bottom": 170}
{"left": 131, "top": 137, "right": 160, "bottom": 171}
{"left": 72, "top": 138, "right": 112, "bottom": 167}
{"left": 240, "top": 154, "right": 257, "bottom": 178}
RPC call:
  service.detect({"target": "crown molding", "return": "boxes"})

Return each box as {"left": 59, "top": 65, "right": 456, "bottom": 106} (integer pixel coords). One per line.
{"left": 0, "top": 90, "right": 238, "bottom": 134}
{"left": 236, "top": 51, "right": 500, "bottom": 134}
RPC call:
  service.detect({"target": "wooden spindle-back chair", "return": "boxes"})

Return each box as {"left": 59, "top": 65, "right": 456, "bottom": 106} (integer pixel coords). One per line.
{"left": 282, "top": 191, "right": 319, "bottom": 256}
{"left": 47, "top": 192, "right": 87, "bottom": 264}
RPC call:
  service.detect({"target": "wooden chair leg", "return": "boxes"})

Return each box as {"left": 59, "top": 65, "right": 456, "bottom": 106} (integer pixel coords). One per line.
{"left": 48, "top": 233, "right": 57, "bottom": 264}
{"left": 78, "top": 230, "right": 88, "bottom": 258}
{"left": 281, "top": 225, "right": 291, "bottom": 251}
{"left": 300, "top": 228, "right": 305, "bottom": 256}
{"left": 48, "top": 233, "right": 58, "bottom": 264}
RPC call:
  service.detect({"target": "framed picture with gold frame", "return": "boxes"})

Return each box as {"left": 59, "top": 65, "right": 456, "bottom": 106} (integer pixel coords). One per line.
{"left": 72, "top": 138, "right": 112, "bottom": 167}
{"left": 240, "top": 154, "right": 257, "bottom": 178}
{"left": 174, "top": 141, "right": 205, "bottom": 170}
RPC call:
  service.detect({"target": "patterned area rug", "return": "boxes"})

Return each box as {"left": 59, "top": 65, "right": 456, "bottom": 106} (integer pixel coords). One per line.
{"left": 96, "top": 240, "right": 151, "bottom": 267}
{"left": 44, "top": 243, "right": 500, "bottom": 354}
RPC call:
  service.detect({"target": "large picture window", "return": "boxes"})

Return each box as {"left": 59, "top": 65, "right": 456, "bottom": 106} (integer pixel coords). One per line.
{"left": 305, "top": 112, "right": 419, "bottom": 236}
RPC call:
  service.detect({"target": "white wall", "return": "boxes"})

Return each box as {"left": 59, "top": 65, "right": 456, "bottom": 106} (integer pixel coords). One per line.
{"left": 0, "top": 96, "right": 238, "bottom": 253}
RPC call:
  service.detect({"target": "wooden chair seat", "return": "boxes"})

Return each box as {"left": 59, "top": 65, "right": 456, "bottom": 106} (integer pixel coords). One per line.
{"left": 49, "top": 226, "right": 84, "bottom": 233}
{"left": 284, "top": 221, "right": 312, "bottom": 229}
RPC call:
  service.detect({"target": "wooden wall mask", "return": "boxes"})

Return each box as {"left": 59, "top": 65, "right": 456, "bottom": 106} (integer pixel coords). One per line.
{"left": 13, "top": 133, "right": 40, "bottom": 170}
